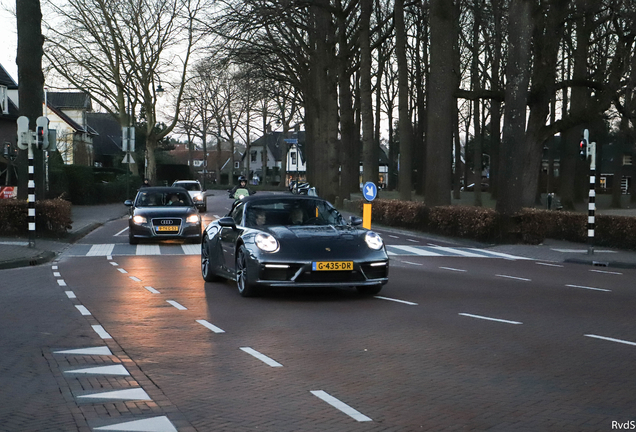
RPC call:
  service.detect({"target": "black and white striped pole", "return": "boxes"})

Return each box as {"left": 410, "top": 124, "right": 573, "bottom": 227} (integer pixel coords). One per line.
{"left": 579, "top": 129, "right": 596, "bottom": 256}
{"left": 17, "top": 116, "right": 49, "bottom": 248}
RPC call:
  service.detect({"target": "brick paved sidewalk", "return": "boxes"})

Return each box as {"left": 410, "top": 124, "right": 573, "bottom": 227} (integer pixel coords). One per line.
{"left": 0, "top": 203, "right": 127, "bottom": 270}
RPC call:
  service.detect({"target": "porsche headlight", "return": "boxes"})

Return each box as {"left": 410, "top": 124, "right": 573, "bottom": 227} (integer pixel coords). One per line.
{"left": 365, "top": 231, "right": 383, "bottom": 250}
{"left": 255, "top": 233, "right": 279, "bottom": 252}
{"left": 193, "top": 194, "right": 203, "bottom": 201}
{"left": 186, "top": 214, "right": 200, "bottom": 224}
{"left": 132, "top": 215, "right": 147, "bottom": 224}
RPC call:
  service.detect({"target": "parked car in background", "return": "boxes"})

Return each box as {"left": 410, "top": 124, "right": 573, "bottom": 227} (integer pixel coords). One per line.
{"left": 461, "top": 182, "right": 489, "bottom": 192}
{"left": 172, "top": 180, "right": 207, "bottom": 211}
{"left": 125, "top": 187, "right": 202, "bottom": 245}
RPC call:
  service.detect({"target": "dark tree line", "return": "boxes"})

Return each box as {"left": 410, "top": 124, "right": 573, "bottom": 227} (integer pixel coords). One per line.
{"left": 204, "top": 0, "right": 636, "bottom": 215}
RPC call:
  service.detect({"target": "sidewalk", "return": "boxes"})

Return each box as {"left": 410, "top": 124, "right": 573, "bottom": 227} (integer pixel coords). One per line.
{"left": 0, "top": 203, "right": 128, "bottom": 270}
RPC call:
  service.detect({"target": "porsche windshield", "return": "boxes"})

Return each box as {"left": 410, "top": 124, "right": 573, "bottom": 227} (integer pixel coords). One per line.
{"left": 245, "top": 199, "right": 346, "bottom": 227}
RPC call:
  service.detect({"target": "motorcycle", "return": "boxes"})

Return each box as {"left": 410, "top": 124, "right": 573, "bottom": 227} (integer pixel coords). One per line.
{"left": 229, "top": 188, "right": 251, "bottom": 203}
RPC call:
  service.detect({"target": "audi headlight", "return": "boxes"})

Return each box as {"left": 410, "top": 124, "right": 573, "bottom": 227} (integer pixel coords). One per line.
{"left": 193, "top": 194, "right": 203, "bottom": 201}
{"left": 132, "top": 215, "right": 147, "bottom": 224}
{"left": 365, "top": 231, "right": 383, "bottom": 250}
{"left": 255, "top": 233, "right": 279, "bottom": 252}
{"left": 186, "top": 214, "right": 200, "bottom": 224}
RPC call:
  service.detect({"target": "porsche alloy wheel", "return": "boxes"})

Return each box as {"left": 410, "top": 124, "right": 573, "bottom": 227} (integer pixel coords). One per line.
{"left": 236, "top": 246, "right": 257, "bottom": 297}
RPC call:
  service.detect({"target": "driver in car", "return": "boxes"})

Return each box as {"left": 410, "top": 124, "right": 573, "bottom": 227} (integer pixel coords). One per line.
{"left": 289, "top": 208, "right": 304, "bottom": 225}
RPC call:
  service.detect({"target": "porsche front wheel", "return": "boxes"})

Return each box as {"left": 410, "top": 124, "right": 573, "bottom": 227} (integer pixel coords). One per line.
{"left": 236, "top": 246, "right": 257, "bottom": 297}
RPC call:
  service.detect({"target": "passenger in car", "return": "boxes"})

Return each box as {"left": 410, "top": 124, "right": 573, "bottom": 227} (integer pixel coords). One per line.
{"left": 289, "top": 208, "right": 304, "bottom": 225}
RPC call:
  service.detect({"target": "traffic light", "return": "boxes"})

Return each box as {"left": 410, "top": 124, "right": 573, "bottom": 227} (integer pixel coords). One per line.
{"left": 579, "top": 138, "right": 587, "bottom": 160}
{"left": 35, "top": 116, "right": 49, "bottom": 150}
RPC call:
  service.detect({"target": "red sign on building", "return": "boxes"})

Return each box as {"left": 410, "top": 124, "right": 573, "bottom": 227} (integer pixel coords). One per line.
{"left": 0, "top": 186, "right": 17, "bottom": 199}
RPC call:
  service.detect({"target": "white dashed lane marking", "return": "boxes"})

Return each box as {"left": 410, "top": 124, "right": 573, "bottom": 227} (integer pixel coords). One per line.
{"left": 166, "top": 300, "right": 187, "bottom": 310}
{"left": 144, "top": 286, "right": 161, "bottom": 294}
{"left": 374, "top": 296, "right": 418, "bottom": 306}
{"left": 129, "top": 276, "right": 141, "bottom": 282}
{"left": 310, "top": 390, "right": 372, "bottom": 422}
{"left": 589, "top": 269, "right": 622, "bottom": 275}
{"left": 536, "top": 262, "right": 563, "bottom": 267}
{"left": 65, "top": 291, "right": 76, "bottom": 299}
{"left": 117, "top": 268, "right": 128, "bottom": 274}
{"left": 585, "top": 334, "right": 636, "bottom": 347}
{"left": 57, "top": 280, "right": 67, "bottom": 287}
{"left": 240, "top": 347, "right": 283, "bottom": 367}
{"left": 495, "top": 274, "right": 531, "bottom": 282}
{"left": 565, "top": 284, "right": 611, "bottom": 292}
{"left": 92, "top": 325, "right": 112, "bottom": 339}
{"left": 439, "top": 267, "right": 466, "bottom": 272}
{"left": 459, "top": 313, "right": 523, "bottom": 325}
{"left": 196, "top": 320, "right": 225, "bottom": 333}
{"left": 75, "top": 305, "right": 91, "bottom": 316}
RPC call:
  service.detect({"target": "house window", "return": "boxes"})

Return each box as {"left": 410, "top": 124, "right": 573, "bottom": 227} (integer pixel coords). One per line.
{"left": 623, "top": 155, "right": 633, "bottom": 166}
{"left": 290, "top": 151, "right": 297, "bottom": 165}
{"left": 234, "top": 161, "right": 240, "bottom": 169}
{"left": 251, "top": 151, "right": 257, "bottom": 163}
{"left": 0, "top": 85, "right": 7, "bottom": 114}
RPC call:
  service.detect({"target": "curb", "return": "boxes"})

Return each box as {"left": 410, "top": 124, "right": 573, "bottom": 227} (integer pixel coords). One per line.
{"left": 564, "top": 258, "right": 636, "bottom": 269}
{"left": 0, "top": 250, "right": 57, "bottom": 270}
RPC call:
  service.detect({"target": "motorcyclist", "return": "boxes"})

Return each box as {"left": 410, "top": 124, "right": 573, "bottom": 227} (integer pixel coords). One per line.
{"left": 229, "top": 175, "right": 254, "bottom": 200}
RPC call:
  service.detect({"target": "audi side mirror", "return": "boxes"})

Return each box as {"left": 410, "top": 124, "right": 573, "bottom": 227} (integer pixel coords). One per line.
{"left": 124, "top": 200, "right": 133, "bottom": 207}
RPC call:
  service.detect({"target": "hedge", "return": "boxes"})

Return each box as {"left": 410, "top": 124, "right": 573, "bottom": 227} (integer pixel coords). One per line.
{"left": 348, "top": 199, "right": 636, "bottom": 250}
{"left": 0, "top": 198, "right": 72, "bottom": 236}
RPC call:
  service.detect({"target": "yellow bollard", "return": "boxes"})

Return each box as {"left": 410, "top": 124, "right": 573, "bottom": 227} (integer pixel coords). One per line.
{"left": 362, "top": 203, "right": 372, "bottom": 229}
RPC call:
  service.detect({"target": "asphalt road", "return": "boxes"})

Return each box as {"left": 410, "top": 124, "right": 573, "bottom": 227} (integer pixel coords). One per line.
{"left": 2, "top": 192, "right": 635, "bottom": 431}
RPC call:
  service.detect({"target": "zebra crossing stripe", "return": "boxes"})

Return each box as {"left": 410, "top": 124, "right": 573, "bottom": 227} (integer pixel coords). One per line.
{"left": 136, "top": 244, "right": 161, "bottom": 255}
{"left": 430, "top": 246, "right": 484, "bottom": 257}
{"left": 390, "top": 245, "right": 444, "bottom": 256}
{"left": 87, "top": 244, "right": 115, "bottom": 256}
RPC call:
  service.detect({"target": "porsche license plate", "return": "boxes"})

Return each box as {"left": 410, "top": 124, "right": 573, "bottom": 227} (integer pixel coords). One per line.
{"left": 157, "top": 226, "right": 179, "bottom": 232}
{"left": 312, "top": 261, "right": 353, "bottom": 271}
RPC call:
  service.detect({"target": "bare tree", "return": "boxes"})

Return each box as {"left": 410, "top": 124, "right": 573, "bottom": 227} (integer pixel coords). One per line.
{"left": 425, "top": 0, "right": 456, "bottom": 206}
{"left": 43, "top": 0, "right": 209, "bottom": 183}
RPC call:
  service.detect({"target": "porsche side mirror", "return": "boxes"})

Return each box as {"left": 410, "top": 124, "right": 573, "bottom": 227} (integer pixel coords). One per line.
{"left": 350, "top": 216, "right": 363, "bottom": 226}
{"left": 124, "top": 200, "right": 133, "bottom": 207}
{"left": 218, "top": 217, "right": 236, "bottom": 229}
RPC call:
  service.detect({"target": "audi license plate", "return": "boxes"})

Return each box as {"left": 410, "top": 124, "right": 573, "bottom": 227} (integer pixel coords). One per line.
{"left": 312, "top": 261, "right": 353, "bottom": 271}
{"left": 157, "top": 226, "right": 179, "bottom": 232}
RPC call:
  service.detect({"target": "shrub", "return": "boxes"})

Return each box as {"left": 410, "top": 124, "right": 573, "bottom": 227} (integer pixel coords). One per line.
{"left": 346, "top": 199, "right": 636, "bottom": 250}
{"left": 0, "top": 198, "right": 72, "bottom": 236}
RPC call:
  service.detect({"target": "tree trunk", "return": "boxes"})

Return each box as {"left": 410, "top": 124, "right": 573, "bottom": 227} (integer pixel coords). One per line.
{"left": 496, "top": 0, "right": 533, "bottom": 219}
{"left": 16, "top": 0, "right": 45, "bottom": 200}
{"left": 360, "top": 0, "right": 377, "bottom": 187}
{"left": 425, "top": 0, "right": 456, "bottom": 207}
{"left": 520, "top": 1, "right": 566, "bottom": 207}
{"left": 472, "top": 0, "right": 482, "bottom": 207}
{"left": 489, "top": 0, "right": 503, "bottom": 200}
{"left": 395, "top": 0, "right": 412, "bottom": 201}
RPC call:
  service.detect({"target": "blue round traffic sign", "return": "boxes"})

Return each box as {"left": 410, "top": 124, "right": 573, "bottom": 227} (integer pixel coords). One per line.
{"left": 363, "top": 182, "right": 377, "bottom": 201}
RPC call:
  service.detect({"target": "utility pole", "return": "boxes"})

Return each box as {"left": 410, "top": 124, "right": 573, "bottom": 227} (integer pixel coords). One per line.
{"left": 579, "top": 129, "right": 597, "bottom": 256}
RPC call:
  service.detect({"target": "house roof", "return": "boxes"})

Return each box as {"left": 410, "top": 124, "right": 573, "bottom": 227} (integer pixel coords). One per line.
{"left": 246, "top": 131, "right": 307, "bottom": 163}
{"left": 47, "top": 92, "right": 92, "bottom": 111}
{"left": 87, "top": 112, "right": 122, "bottom": 157}
{"left": 0, "top": 64, "right": 17, "bottom": 89}
{"left": 47, "top": 103, "right": 94, "bottom": 135}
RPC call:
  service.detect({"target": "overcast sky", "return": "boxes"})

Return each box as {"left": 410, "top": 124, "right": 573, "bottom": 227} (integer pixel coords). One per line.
{"left": 0, "top": 1, "right": 17, "bottom": 81}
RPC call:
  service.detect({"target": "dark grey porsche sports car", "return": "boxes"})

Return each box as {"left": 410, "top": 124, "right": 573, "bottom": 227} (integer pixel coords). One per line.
{"left": 201, "top": 194, "right": 389, "bottom": 297}
{"left": 125, "top": 187, "right": 202, "bottom": 245}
